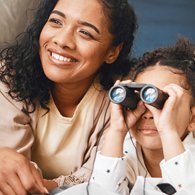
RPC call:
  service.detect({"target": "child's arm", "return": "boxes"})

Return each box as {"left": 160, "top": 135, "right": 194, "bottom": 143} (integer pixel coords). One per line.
{"left": 101, "top": 100, "right": 146, "bottom": 158}
{"left": 90, "top": 152, "right": 130, "bottom": 195}
{"left": 90, "top": 81, "right": 146, "bottom": 194}
{"left": 101, "top": 80, "right": 146, "bottom": 158}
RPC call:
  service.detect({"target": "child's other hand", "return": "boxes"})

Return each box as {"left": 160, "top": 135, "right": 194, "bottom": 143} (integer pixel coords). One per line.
{"left": 110, "top": 80, "right": 146, "bottom": 135}
{"left": 146, "top": 83, "right": 191, "bottom": 137}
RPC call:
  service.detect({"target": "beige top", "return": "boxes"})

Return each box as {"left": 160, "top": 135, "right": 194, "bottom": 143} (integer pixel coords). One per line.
{"left": 0, "top": 81, "right": 110, "bottom": 183}
{"left": 32, "top": 82, "right": 110, "bottom": 179}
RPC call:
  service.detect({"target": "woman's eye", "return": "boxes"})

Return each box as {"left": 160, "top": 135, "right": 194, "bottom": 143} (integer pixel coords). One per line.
{"left": 48, "top": 18, "right": 62, "bottom": 25}
{"left": 80, "top": 30, "right": 94, "bottom": 39}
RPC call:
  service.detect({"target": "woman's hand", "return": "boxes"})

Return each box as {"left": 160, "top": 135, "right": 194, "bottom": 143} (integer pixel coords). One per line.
{"left": 0, "top": 147, "right": 48, "bottom": 195}
{"left": 43, "top": 179, "right": 58, "bottom": 191}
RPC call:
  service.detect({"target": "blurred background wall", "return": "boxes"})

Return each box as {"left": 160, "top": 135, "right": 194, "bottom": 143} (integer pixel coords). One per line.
{"left": 0, "top": 0, "right": 40, "bottom": 47}
{"left": 0, "top": 0, "right": 194, "bottom": 57}
{"left": 128, "top": 0, "right": 195, "bottom": 56}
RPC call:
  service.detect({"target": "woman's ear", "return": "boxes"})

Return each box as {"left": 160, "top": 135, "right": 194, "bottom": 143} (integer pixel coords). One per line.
{"left": 105, "top": 43, "right": 123, "bottom": 64}
{"left": 188, "top": 106, "right": 195, "bottom": 131}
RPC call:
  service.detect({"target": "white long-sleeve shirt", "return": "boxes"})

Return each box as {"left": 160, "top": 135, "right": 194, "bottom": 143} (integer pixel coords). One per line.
{"left": 91, "top": 132, "right": 195, "bottom": 195}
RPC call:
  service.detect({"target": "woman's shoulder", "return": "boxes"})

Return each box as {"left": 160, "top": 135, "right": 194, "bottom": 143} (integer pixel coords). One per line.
{"left": 0, "top": 81, "right": 39, "bottom": 115}
{"left": 0, "top": 81, "right": 23, "bottom": 109}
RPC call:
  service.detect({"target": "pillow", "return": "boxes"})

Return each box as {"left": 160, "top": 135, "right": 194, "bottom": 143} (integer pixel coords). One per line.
{"left": 0, "top": 0, "right": 40, "bottom": 46}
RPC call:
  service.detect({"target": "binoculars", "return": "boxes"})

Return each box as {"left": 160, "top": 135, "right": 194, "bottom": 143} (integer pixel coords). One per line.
{"left": 109, "top": 83, "right": 169, "bottom": 110}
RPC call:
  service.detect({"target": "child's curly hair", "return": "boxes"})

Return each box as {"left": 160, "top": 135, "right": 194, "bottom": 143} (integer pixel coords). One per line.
{"left": 131, "top": 37, "right": 195, "bottom": 98}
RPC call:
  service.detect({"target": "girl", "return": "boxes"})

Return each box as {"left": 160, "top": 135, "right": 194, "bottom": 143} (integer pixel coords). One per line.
{"left": 91, "top": 38, "right": 195, "bottom": 195}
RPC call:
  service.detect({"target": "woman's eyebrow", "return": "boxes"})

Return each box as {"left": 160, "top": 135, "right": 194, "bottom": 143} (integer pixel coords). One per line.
{"left": 78, "top": 21, "right": 100, "bottom": 34}
{"left": 51, "top": 10, "right": 100, "bottom": 34}
{"left": 51, "top": 10, "right": 65, "bottom": 18}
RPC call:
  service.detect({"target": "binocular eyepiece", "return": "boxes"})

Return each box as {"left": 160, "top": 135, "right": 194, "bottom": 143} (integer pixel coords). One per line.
{"left": 109, "top": 83, "right": 169, "bottom": 110}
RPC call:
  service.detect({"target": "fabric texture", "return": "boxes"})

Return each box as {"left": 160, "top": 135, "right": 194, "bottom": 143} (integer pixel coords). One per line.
{"left": 91, "top": 133, "right": 195, "bottom": 195}
{"left": 0, "top": 80, "right": 110, "bottom": 185}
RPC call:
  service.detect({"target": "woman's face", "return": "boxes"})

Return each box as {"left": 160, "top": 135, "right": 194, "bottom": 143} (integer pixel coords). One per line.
{"left": 39, "top": 0, "right": 118, "bottom": 87}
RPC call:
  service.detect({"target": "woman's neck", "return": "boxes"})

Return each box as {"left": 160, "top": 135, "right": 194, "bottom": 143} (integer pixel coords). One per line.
{"left": 142, "top": 148, "right": 164, "bottom": 178}
{"left": 51, "top": 79, "right": 94, "bottom": 117}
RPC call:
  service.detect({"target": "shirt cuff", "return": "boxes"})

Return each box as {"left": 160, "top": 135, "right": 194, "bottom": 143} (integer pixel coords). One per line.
{"left": 160, "top": 149, "right": 195, "bottom": 191}
{"left": 91, "top": 152, "right": 127, "bottom": 192}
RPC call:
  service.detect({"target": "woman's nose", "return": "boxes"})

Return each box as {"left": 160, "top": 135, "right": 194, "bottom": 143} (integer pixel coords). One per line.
{"left": 52, "top": 27, "right": 76, "bottom": 50}
{"left": 141, "top": 110, "right": 153, "bottom": 120}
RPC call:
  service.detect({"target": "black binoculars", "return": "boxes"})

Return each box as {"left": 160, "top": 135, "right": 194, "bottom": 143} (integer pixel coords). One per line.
{"left": 109, "top": 83, "right": 169, "bottom": 110}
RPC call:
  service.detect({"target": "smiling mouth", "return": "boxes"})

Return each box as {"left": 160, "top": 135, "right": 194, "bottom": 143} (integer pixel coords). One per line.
{"left": 50, "top": 52, "right": 77, "bottom": 62}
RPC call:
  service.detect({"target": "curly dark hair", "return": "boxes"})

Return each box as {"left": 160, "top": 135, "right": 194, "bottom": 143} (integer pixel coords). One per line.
{"left": 131, "top": 37, "right": 195, "bottom": 98}
{"left": 98, "top": 0, "right": 137, "bottom": 88}
{"left": 0, "top": 0, "right": 137, "bottom": 113}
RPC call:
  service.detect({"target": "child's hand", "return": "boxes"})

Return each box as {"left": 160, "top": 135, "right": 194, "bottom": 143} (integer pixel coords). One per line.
{"left": 145, "top": 84, "right": 191, "bottom": 160}
{"left": 110, "top": 80, "right": 146, "bottom": 135}
{"left": 146, "top": 83, "right": 191, "bottom": 135}
{"left": 101, "top": 80, "right": 146, "bottom": 157}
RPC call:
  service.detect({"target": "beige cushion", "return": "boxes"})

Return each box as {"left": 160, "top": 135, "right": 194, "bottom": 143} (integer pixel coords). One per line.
{"left": 0, "top": 0, "right": 40, "bottom": 46}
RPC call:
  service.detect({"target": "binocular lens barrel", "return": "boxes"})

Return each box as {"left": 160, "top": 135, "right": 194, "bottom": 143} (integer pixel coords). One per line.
{"left": 140, "top": 86, "right": 158, "bottom": 104}
{"left": 109, "top": 83, "right": 168, "bottom": 110}
{"left": 110, "top": 86, "right": 126, "bottom": 104}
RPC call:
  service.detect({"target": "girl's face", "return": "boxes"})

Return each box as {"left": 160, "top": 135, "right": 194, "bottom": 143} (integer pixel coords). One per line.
{"left": 39, "top": 0, "right": 119, "bottom": 87}
{"left": 131, "top": 64, "right": 193, "bottom": 151}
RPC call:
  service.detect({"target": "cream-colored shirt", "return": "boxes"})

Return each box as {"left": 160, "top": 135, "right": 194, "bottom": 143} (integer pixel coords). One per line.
{"left": 0, "top": 79, "right": 110, "bottom": 183}
{"left": 32, "top": 82, "right": 110, "bottom": 179}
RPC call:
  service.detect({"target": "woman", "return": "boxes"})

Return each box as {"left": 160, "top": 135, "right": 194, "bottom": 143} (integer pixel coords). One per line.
{"left": 0, "top": 0, "right": 137, "bottom": 194}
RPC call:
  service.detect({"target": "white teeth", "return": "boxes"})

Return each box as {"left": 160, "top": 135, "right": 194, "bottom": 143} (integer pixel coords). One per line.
{"left": 59, "top": 55, "right": 64, "bottom": 61}
{"left": 51, "top": 52, "right": 75, "bottom": 62}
